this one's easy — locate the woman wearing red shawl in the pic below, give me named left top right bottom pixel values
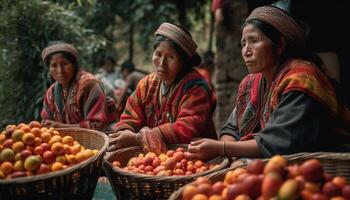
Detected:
left=189, top=5, right=350, bottom=160
left=108, top=23, right=217, bottom=154
left=41, top=42, right=116, bottom=131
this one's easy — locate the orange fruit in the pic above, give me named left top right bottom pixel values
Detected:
left=22, top=133, right=35, bottom=145
left=76, top=152, right=87, bottom=163
left=82, top=149, right=94, bottom=159
left=0, top=161, right=14, bottom=175
left=70, top=144, right=81, bottom=155
left=65, top=154, right=77, bottom=164
left=14, top=160, right=25, bottom=171
left=0, top=170, right=5, bottom=179
left=191, top=194, right=208, bottom=200
left=29, top=121, right=41, bottom=129
left=12, top=141, right=25, bottom=153
left=0, top=134, right=6, bottom=143
left=40, top=127, right=48, bottom=133
left=41, top=131, right=51, bottom=143
left=62, top=136, right=74, bottom=146
left=182, top=184, right=198, bottom=200
left=20, top=125, right=31, bottom=133
left=51, top=162, right=63, bottom=172
left=332, top=176, right=347, bottom=188
left=17, top=123, right=26, bottom=129
left=12, top=130, right=25, bottom=142
left=49, top=135, right=62, bottom=145
left=34, top=137, right=42, bottom=146
left=51, top=142, right=64, bottom=155
left=30, top=128, right=42, bottom=137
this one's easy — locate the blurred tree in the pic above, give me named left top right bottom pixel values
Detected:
left=54, top=0, right=210, bottom=62
left=0, top=0, right=106, bottom=128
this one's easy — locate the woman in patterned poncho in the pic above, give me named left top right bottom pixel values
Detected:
left=108, top=23, right=217, bottom=154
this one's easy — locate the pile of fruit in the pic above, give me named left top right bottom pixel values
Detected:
left=181, top=155, right=350, bottom=200
left=0, top=121, right=99, bottom=179
left=112, top=147, right=218, bottom=176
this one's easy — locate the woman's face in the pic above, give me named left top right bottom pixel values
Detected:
left=152, top=41, right=183, bottom=85
left=241, top=24, right=280, bottom=77
left=49, top=53, right=75, bottom=88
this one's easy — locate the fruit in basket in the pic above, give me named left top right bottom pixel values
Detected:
left=246, top=160, right=265, bottom=175
left=242, top=174, right=262, bottom=199
left=22, top=133, right=35, bottom=145
left=181, top=154, right=350, bottom=200
left=115, top=148, right=218, bottom=176
left=322, top=181, right=342, bottom=198
left=332, top=176, right=348, bottom=188
left=222, top=183, right=248, bottom=200
left=24, top=155, right=41, bottom=171
left=278, top=179, right=300, bottom=200
left=342, top=185, right=350, bottom=199
left=1, top=161, right=13, bottom=175
left=12, top=130, right=24, bottom=142
left=0, top=148, right=15, bottom=161
left=299, top=159, right=324, bottom=182
left=212, top=181, right=225, bottom=195
left=262, top=172, right=283, bottom=199
left=182, top=184, right=198, bottom=200
left=0, top=121, right=98, bottom=179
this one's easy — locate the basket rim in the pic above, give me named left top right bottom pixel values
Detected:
left=104, top=145, right=230, bottom=181
left=0, top=127, right=109, bottom=184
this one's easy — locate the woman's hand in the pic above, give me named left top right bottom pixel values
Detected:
left=188, top=138, right=224, bottom=161
left=41, top=120, right=65, bottom=128
left=107, top=130, right=140, bottom=152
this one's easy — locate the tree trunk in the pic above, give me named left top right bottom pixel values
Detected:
left=213, top=0, right=249, bottom=129
left=128, top=23, right=134, bottom=61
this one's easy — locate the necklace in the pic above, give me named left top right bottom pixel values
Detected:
left=62, top=88, right=69, bottom=101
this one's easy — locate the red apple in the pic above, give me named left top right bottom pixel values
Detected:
left=20, top=149, right=32, bottom=160
left=299, top=159, right=324, bottom=182
left=36, top=164, right=50, bottom=174
left=322, top=181, right=341, bottom=198
left=42, top=151, right=55, bottom=164
left=246, top=160, right=265, bottom=175
left=342, top=185, right=350, bottom=199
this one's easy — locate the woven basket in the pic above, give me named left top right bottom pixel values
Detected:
left=0, top=128, right=109, bottom=200
left=169, top=152, right=350, bottom=200
left=104, top=144, right=229, bottom=200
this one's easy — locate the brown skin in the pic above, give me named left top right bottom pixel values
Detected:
left=188, top=23, right=286, bottom=160
left=152, top=40, right=184, bottom=86
left=41, top=53, right=80, bottom=129
left=108, top=40, right=185, bottom=152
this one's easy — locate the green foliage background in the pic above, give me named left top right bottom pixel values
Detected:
left=0, top=0, right=211, bottom=128
left=0, top=0, right=106, bottom=127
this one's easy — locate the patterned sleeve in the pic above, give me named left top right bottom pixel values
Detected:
left=113, top=78, right=147, bottom=132
left=154, top=82, right=216, bottom=144
left=78, top=80, right=109, bottom=131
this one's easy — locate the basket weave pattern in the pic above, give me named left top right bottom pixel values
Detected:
left=104, top=145, right=229, bottom=200
left=0, top=128, right=109, bottom=200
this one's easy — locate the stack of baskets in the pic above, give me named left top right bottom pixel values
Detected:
left=169, top=152, right=350, bottom=200
left=104, top=144, right=229, bottom=200
left=0, top=128, right=109, bottom=200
